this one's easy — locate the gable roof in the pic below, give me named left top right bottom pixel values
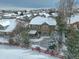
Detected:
left=68, top=14, right=79, bottom=24
left=0, top=20, right=10, bottom=27
left=0, top=19, right=17, bottom=32
left=29, top=16, right=56, bottom=26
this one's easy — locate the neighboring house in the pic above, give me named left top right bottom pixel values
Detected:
left=68, top=14, right=79, bottom=30
left=16, top=15, right=29, bottom=22
left=69, top=14, right=79, bottom=24
left=51, top=13, right=58, bottom=17
left=0, top=19, right=17, bottom=36
left=71, top=22, right=79, bottom=30
left=26, top=13, right=35, bottom=21
left=3, top=13, right=17, bottom=19
left=0, top=11, right=3, bottom=19
left=28, top=16, right=56, bottom=37
left=39, top=12, right=51, bottom=18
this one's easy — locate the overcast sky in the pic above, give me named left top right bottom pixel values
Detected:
left=0, top=0, right=78, bottom=9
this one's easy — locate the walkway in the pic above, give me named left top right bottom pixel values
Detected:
left=30, top=36, right=50, bottom=42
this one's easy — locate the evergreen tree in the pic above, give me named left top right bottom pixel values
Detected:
left=67, top=27, right=79, bottom=59
left=20, top=31, right=30, bottom=48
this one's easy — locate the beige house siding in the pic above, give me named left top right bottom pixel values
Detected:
left=29, top=24, right=55, bottom=36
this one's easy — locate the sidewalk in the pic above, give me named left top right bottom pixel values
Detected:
left=30, top=36, right=50, bottom=42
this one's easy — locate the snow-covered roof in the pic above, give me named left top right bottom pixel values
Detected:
left=4, top=13, right=17, bottom=17
left=29, top=16, right=56, bottom=26
left=0, top=20, right=10, bottom=27
left=0, top=19, right=17, bottom=32
left=43, top=13, right=50, bottom=17
left=17, top=11, right=21, bottom=15
left=69, top=14, right=79, bottom=24
left=3, top=14, right=12, bottom=17
left=39, top=13, right=50, bottom=17
left=28, top=30, right=37, bottom=34
left=16, top=15, right=26, bottom=19
left=26, top=14, right=32, bottom=17
left=34, top=13, right=37, bottom=16
left=51, top=13, right=58, bottom=17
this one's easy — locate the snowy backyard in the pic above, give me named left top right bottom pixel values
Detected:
left=0, top=45, right=59, bottom=59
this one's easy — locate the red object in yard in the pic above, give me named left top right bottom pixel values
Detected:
left=48, top=50, right=59, bottom=56
left=48, top=51, right=55, bottom=56
left=32, top=47, right=37, bottom=51
left=40, top=49, right=45, bottom=53
left=32, top=47, right=60, bottom=58
left=36, top=47, right=41, bottom=52
left=32, top=47, right=41, bottom=52
left=44, top=50, right=49, bottom=54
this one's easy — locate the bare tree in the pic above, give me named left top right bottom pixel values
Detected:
left=58, top=0, right=75, bottom=41
left=57, top=0, right=75, bottom=59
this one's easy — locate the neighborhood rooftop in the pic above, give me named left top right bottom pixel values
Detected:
left=69, top=14, right=79, bottom=24
left=28, top=30, right=37, bottom=34
left=0, top=19, right=17, bottom=32
left=0, top=19, right=10, bottom=27
left=29, top=16, right=56, bottom=25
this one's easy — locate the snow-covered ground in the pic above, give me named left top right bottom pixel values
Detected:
left=0, top=37, right=9, bottom=43
left=0, top=45, right=59, bottom=59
